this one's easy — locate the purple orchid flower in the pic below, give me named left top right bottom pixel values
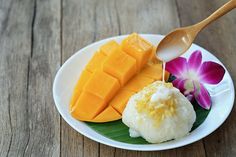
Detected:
left=166, top=50, right=225, bottom=109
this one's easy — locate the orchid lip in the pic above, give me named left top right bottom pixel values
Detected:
left=182, top=70, right=200, bottom=82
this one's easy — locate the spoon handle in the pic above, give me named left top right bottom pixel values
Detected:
left=194, top=0, right=236, bottom=31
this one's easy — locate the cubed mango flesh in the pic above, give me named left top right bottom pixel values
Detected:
left=110, top=89, right=135, bottom=114
left=141, top=63, right=170, bottom=81
left=103, top=48, right=137, bottom=86
left=70, top=33, right=169, bottom=122
left=70, top=70, right=93, bottom=111
left=92, top=106, right=121, bottom=122
left=71, top=92, right=106, bottom=120
left=121, top=33, right=153, bottom=70
left=164, top=71, right=170, bottom=81
left=100, top=40, right=120, bottom=56
left=149, top=46, right=162, bottom=63
left=84, top=70, right=120, bottom=101
left=86, top=51, right=106, bottom=72
left=123, top=74, right=154, bottom=92
left=140, top=63, right=162, bottom=80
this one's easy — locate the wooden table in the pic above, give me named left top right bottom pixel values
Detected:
left=0, top=0, right=235, bottom=156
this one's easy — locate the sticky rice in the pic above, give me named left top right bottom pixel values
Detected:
left=122, top=81, right=196, bottom=143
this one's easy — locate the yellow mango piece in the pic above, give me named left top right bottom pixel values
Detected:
left=110, top=89, right=135, bottom=114
left=103, top=48, right=137, bottom=86
left=100, top=40, right=120, bottom=56
left=121, top=33, right=153, bottom=70
left=92, top=106, right=121, bottom=122
left=164, top=71, right=170, bottom=81
left=84, top=70, right=120, bottom=101
left=86, top=51, right=106, bottom=72
left=140, top=63, right=162, bottom=80
left=70, top=70, right=93, bottom=111
left=149, top=46, right=162, bottom=63
left=141, top=63, right=170, bottom=81
left=124, top=74, right=154, bottom=92
left=71, top=92, right=106, bottom=120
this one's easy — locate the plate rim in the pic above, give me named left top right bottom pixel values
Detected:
left=53, top=34, right=235, bottom=151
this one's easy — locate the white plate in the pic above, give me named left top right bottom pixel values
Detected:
left=53, top=34, right=235, bottom=151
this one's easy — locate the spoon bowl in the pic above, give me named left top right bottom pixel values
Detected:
left=156, top=28, right=194, bottom=62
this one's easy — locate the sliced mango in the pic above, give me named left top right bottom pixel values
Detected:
left=121, top=33, right=153, bottom=70
left=86, top=51, right=106, bottom=72
left=123, top=74, right=154, bottom=92
left=71, top=92, right=106, bottom=120
left=110, top=89, right=135, bottom=114
left=84, top=70, right=120, bottom=101
left=103, top=48, right=137, bottom=86
left=140, top=63, right=162, bottom=80
left=92, top=106, right=121, bottom=122
left=70, top=33, right=167, bottom=122
left=149, top=46, right=162, bottom=63
left=164, top=71, right=170, bottom=81
left=70, top=70, right=93, bottom=110
left=100, top=40, right=120, bottom=56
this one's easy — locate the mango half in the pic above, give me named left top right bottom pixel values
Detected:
left=70, top=33, right=169, bottom=122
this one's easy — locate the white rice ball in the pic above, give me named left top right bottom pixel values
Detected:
left=122, top=81, right=196, bottom=143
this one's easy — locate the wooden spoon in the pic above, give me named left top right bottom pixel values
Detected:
left=156, top=0, right=236, bottom=62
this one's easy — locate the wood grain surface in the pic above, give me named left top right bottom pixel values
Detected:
left=0, top=0, right=235, bottom=156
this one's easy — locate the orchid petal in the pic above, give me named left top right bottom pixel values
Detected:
left=194, top=83, right=211, bottom=109
left=172, top=78, right=186, bottom=93
left=166, top=57, right=187, bottom=78
left=199, top=61, right=225, bottom=84
left=188, top=50, right=202, bottom=71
